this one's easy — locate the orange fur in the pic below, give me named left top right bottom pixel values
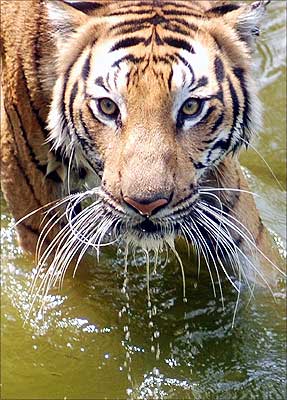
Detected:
left=1, top=0, right=281, bottom=283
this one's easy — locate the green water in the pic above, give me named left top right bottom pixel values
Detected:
left=1, top=3, right=286, bottom=399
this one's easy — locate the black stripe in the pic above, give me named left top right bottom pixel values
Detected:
left=21, top=221, right=40, bottom=236
left=176, top=54, right=194, bottom=76
left=214, top=56, right=225, bottom=83
left=154, top=30, right=164, bottom=45
left=79, top=111, right=104, bottom=173
left=115, top=24, right=150, bottom=35
left=233, top=67, right=251, bottom=138
left=162, top=23, right=189, bottom=36
left=110, top=36, right=146, bottom=52
left=66, top=1, right=104, bottom=13
left=82, top=51, right=91, bottom=81
left=109, top=15, right=168, bottom=32
left=198, top=106, right=216, bottom=126
left=163, top=10, right=202, bottom=17
left=208, top=4, right=240, bottom=15
left=214, top=89, right=224, bottom=105
left=160, top=2, right=204, bottom=10
left=108, top=8, right=153, bottom=17
left=112, top=54, right=145, bottom=68
left=193, top=161, right=206, bottom=170
left=164, top=36, right=194, bottom=53
left=153, top=54, right=177, bottom=64
left=206, top=75, right=240, bottom=159
left=190, top=76, right=208, bottom=90
left=95, top=77, right=109, bottom=91
left=169, top=18, right=198, bottom=31
left=20, top=65, right=50, bottom=139
left=34, top=13, right=44, bottom=96
left=210, top=138, right=230, bottom=152
left=209, top=112, right=224, bottom=135
left=255, top=220, right=265, bottom=245
left=227, top=76, right=240, bottom=136
left=202, top=137, right=215, bottom=145
left=109, top=1, right=152, bottom=11
left=13, top=105, right=46, bottom=174
left=168, top=69, right=173, bottom=91
left=4, top=105, right=43, bottom=205
left=69, top=81, right=78, bottom=127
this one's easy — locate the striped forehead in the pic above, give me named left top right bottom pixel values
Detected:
left=86, top=40, right=130, bottom=95
left=85, top=32, right=213, bottom=98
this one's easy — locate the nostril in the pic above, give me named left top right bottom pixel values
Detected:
left=123, top=196, right=170, bottom=216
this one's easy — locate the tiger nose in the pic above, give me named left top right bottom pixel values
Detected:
left=123, top=196, right=169, bottom=216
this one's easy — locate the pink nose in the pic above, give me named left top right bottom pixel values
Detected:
left=123, top=196, right=169, bottom=216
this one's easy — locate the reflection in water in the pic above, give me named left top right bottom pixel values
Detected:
left=1, top=2, right=286, bottom=399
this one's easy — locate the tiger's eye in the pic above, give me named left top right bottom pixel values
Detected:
left=98, top=98, right=118, bottom=117
left=181, top=98, right=202, bottom=117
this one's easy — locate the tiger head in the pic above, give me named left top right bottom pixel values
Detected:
left=47, top=0, right=268, bottom=249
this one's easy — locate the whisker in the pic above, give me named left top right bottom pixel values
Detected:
left=199, top=202, right=285, bottom=276
left=239, top=136, right=285, bottom=191
left=166, top=238, right=187, bottom=302
left=199, top=187, right=260, bottom=198
left=194, top=205, right=276, bottom=296
left=182, top=220, right=217, bottom=298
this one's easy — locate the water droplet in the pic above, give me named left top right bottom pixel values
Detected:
left=151, top=345, right=155, bottom=353
left=154, top=330, right=160, bottom=338
left=156, top=344, right=161, bottom=360
left=126, top=388, right=133, bottom=395
left=104, top=353, right=110, bottom=359
left=183, top=297, right=188, bottom=303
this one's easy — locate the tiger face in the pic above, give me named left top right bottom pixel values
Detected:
left=47, top=0, right=267, bottom=250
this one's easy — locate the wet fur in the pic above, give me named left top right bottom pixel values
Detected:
left=1, top=0, right=283, bottom=305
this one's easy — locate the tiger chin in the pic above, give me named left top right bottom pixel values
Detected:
left=1, top=0, right=284, bottom=300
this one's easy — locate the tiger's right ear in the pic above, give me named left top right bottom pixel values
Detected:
left=46, top=0, right=90, bottom=47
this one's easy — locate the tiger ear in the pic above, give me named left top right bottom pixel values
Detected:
left=46, top=0, right=90, bottom=47
left=222, top=0, right=271, bottom=46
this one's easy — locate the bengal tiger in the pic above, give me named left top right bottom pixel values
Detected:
left=1, top=0, right=284, bottom=302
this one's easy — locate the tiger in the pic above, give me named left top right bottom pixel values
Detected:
left=1, top=0, right=284, bottom=300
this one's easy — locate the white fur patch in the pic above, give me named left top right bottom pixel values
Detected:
left=171, top=43, right=213, bottom=124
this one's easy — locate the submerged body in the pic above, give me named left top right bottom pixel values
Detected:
left=0, top=0, right=282, bottom=291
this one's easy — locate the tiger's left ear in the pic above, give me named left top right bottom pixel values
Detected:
left=222, top=0, right=271, bottom=46
left=46, top=0, right=91, bottom=48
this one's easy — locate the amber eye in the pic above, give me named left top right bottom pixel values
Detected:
left=98, top=98, right=119, bottom=118
left=181, top=98, right=202, bottom=117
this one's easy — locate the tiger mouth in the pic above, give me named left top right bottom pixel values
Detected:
left=70, top=188, right=198, bottom=245
left=135, top=219, right=161, bottom=234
